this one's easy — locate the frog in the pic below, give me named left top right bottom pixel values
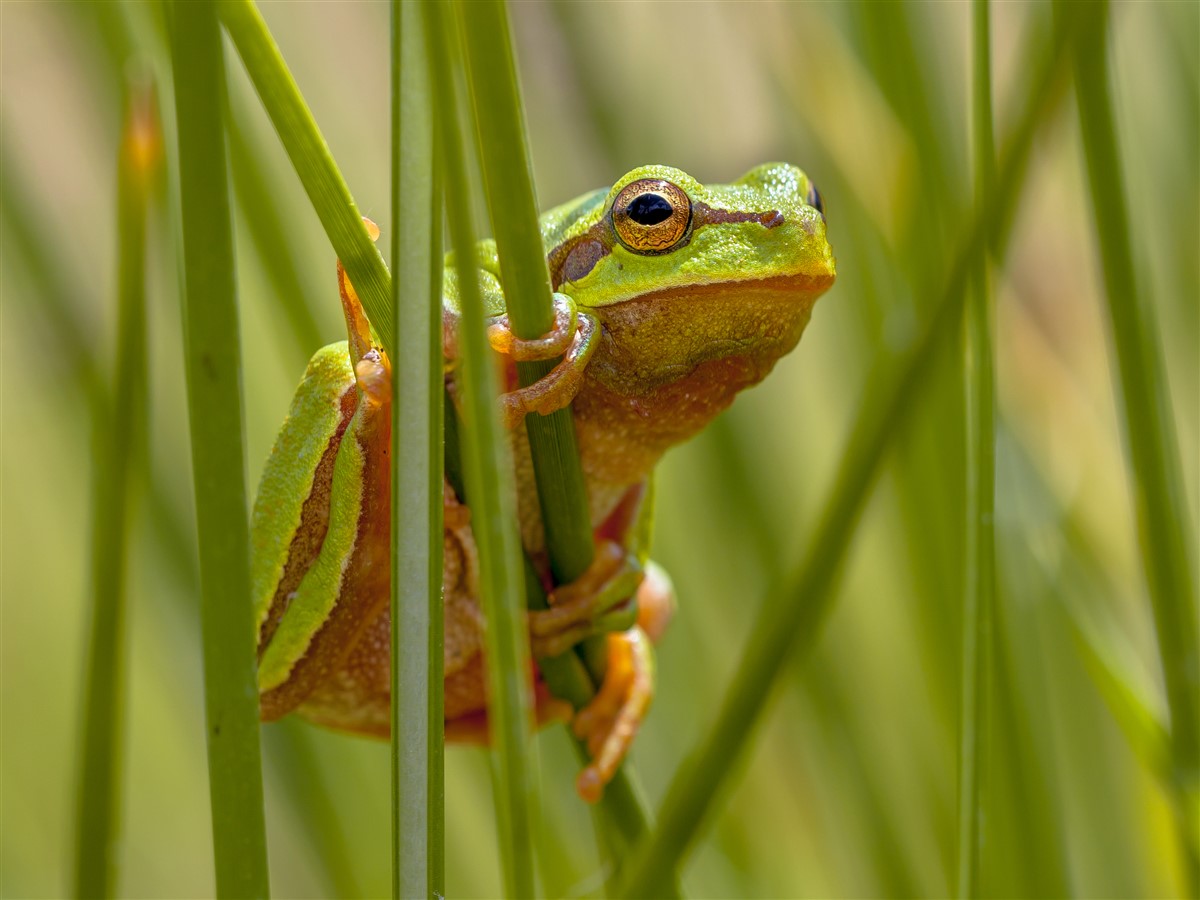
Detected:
left=250, top=162, right=835, bottom=802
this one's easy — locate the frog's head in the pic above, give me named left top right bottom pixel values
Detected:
left=542, top=163, right=835, bottom=398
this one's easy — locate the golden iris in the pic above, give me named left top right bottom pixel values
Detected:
left=611, top=179, right=692, bottom=254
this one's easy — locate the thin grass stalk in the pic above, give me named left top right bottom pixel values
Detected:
left=426, top=3, right=536, bottom=895
left=1068, top=2, right=1200, bottom=886
left=169, top=2, right=269, bottom=895
left=618, top=9, right=1088, bottom=895
left=456, top=0, right=655, bottom=868
left=390, top=1, right=445, bottom=896
left=73, top=75, right=157, bottom=900
left=217, top=0, right=394, bottom=345
left=10, top=153, right=352, bottom=897
left=957, top=1, right=997, bottom=896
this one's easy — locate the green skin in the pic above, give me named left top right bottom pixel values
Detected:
left=250, top=162, right=835, bottom=796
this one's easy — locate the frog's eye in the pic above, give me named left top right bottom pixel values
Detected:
left=806, top=180, right=824, bottom=217
left=611, top=178, right=692, bottom=255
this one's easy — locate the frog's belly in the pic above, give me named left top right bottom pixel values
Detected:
left=296, top=605, right=492, bottom=738
left=509, top=418, right=631, bottom=558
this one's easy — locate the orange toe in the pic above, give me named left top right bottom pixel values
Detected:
left=572, top=627, right=655, bottom=803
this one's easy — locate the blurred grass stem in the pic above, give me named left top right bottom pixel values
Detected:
left=1068, top=1, right=1200, bottom=887
left=958, top=1, right=997, bottom=896
left=618, top=9, right=1087, bottom=895
left=72, top=75, right=156, bottom=900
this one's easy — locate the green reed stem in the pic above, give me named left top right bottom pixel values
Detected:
left=427, top=3, right=536, bottom=895
left=73, top=75, right=156, bottom=900
left=457, top=0, right=655, bottom=871
left=1068, top=2, right=1200, bottom=888
left=391, top=1, right=445, bottom=897
left=957, top=1, right=997, bottom=896
left=169, top=2, right=269, bottom=895
left=618, top=9, right=1087, bottom=895
left=218, top=0, right=394, bottom=346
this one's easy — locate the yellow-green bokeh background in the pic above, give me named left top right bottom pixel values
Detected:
left=3, top=2, right=1197, bottom=897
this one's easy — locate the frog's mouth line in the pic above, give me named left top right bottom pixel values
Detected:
left=597, top=270, right=836, bottom=310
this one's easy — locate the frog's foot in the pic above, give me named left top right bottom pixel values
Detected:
left=528, top=540, right=643, bottom=659
left=573, top=627, right=654, bottom=803
left=354, top=348, right=391, bottom=409
left=487, top=293, right=599, bottom=427
left=635, top=560, right=676, bottom=642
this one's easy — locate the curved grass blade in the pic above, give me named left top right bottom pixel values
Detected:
left=618, top=9, right=1090, bottom=895
left=225, top=97, right=325, bottom=359
left=217, top=0, right=393, bottom=346
left=169, top=1, right=270, bottom=894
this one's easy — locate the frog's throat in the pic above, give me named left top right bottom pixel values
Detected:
left=585, top=271, right=833, bottom=392
left=570, top=271, right=833, bottom=488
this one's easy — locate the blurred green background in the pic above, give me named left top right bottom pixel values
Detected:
left=2, top=1, right=1196, bottom=897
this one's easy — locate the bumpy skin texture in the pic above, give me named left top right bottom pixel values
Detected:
left=251, top=163, right=835, bottom=796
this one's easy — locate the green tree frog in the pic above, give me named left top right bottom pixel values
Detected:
left=250, top=163, right=835, bottom=801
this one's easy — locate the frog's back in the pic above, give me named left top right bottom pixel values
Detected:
left=251, top=342, right=355, bottom=635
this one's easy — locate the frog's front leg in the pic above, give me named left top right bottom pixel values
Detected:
left=444, top=292, right=599, bottom=428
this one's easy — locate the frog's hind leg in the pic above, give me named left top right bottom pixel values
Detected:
left=571, top=563, right=675, bottom=803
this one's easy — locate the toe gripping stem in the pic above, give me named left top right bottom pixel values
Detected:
left=487, top=292, right=599, bottom=428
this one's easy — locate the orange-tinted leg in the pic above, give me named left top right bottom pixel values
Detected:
left=572, top=563, right=675, bottom=802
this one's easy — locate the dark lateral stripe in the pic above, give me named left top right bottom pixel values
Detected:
left=547, top=219, right=614, bottom=290
left=257, top=386, right=359, bottom=656
left=693, top=201, right=784, bottom=230
left=547, top=202, right=785, bottom=289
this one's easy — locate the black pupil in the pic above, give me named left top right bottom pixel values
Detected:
left=627, top=193, right=674, bottom=225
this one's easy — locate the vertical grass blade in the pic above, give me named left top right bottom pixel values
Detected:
left=618, top=11, right=1086, bottom=894
left=169, top=2, right=270, bottom=895
left=957, top=1, right=997, bottom=896
left=1069, top=2, right=1200, bottom=887
left=426, top=3, right=536, bottom=895
left=391, top=1, right=444, bottom=896
left=73, top=75, right=157, bottom=900
left=458, top=0, right=592, bottom=579
left=217, top=0, right=394, bottom=346
left=456, top=0, right=655, bottom=869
